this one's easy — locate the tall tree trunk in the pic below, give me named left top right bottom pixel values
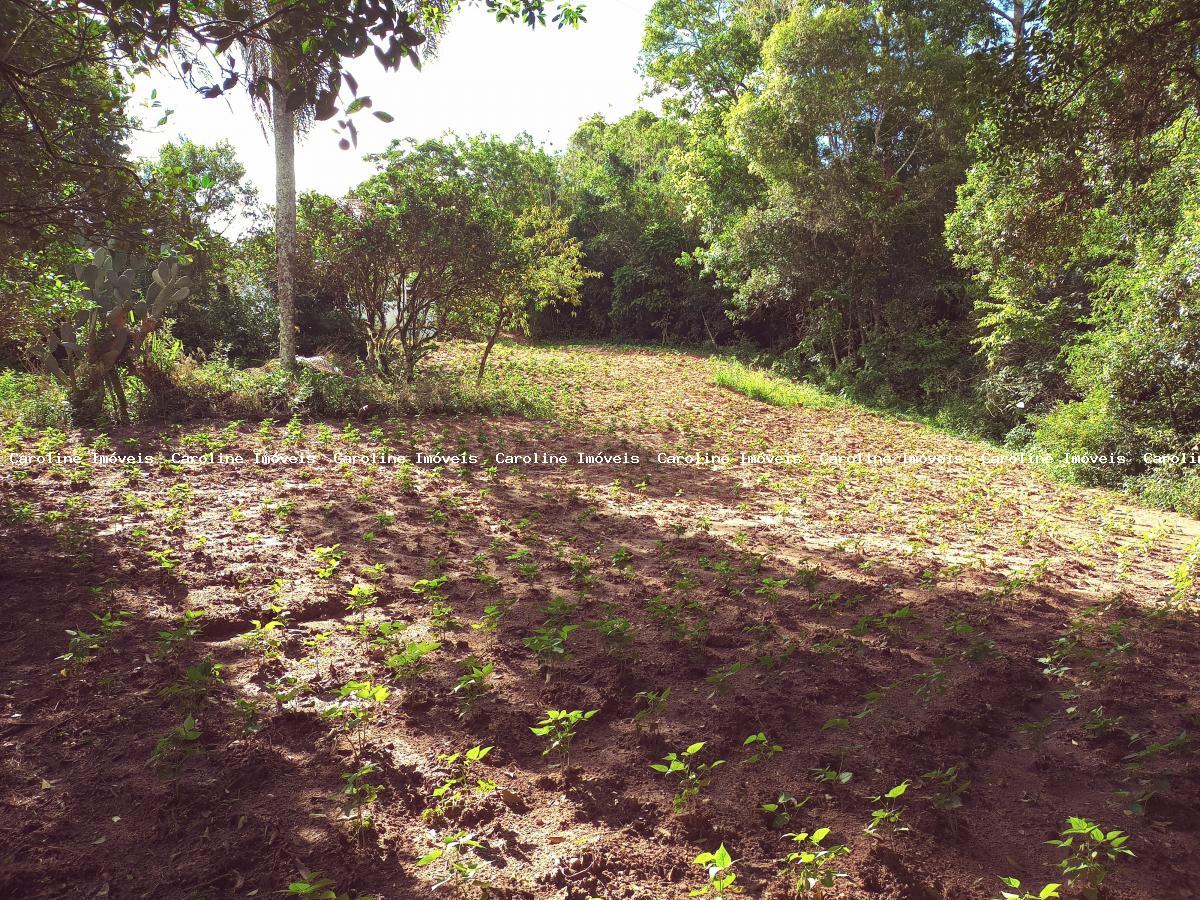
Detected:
left=477, top=315, right=507, bottom=385
left=272, top=55, right=297, bottom=370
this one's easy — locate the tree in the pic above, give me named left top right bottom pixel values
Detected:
left=433, top=134, right=591, bottom=379
left=686, top=0, right=994, bottom=402
left=639, top=0, right=760, bottom=117
left=471, top=203, right=591, bottom=382
left=141, top=140, right=271, bottom=357
left=947, top=0, right=1200, bottom=475
left=6, top=0, right=589, bottom=370
left=554, top=111, right=729, bottom=343
left=307, top=142, right=507, bottom=381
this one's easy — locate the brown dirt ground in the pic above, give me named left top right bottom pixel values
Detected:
left=2, top=344, right=1199, bottom=900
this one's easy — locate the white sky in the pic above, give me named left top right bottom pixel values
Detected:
left=128, top=0, right=658, bottom=203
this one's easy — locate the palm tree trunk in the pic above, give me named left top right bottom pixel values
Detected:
left=271, top=54, right=297, bottom=370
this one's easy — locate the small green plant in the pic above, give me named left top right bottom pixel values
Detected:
left=523, top=624, right=577, bottom=663
left=760, top=792, right=808, bottom=829
left=591, top=615, right=634, bottom=650
left=322, top=680, right=389, bottom=756
left=58, top=609, right=131, bottom=667
left=782, top=827, right=851, bottom=897
left=633, top=687, right=670, bottom=730
left=156, top=609, right=205, bottom=656
left=417, top=830, right=492, bottom=895
left=148, top=715, right=202, bottom=772
left=921, top=765, right=970, bottom=811
left=429, top=601, right=463, bottom=636
left=386, top=640, right=441, bottom=681
left=651, top=741, right=726, bottom=812
left=705, top=661, right=747, bottom=693
left=865, top=781, right=910, bottom=834
left=240, top=616, right=284, bottom=660
left=313, top=544, right=344, bottom=578
left=146, top=547, right=177, bottom=570
left=160, top=659, right=224, bottom=711
left=756, top=576, right=790, bottom=603
left=473, top=598, right=513, bottom=631
left=341, top=762, right=384, bottom=834
left=411, top=573, right=450, bottom=598
left=285, top=870, right=369, bottom=899
left=1046, top=817, right=1133, bottom=898
left=812, top=766, right=853, bottom=786
left=743, top=731, right=782, bottom=764
left=692, top=843, right=737, bottom=898
left=530, top=708, right=598, bottom=770
left=346, top=582, right=379, bottom=617
left=994, top=878, right=1061, bottom=900
left=425, top=745, right=496, bottom=821
left=452, top=657, right=494, bottom=711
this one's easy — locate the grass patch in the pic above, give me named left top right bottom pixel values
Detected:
left=712, top=359, right=842, bottom=410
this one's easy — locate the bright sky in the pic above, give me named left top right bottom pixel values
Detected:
left=129, top=0, right=658, bottom=203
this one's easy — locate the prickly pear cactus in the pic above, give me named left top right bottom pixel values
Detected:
left=40, top=248, right=191, bottom=421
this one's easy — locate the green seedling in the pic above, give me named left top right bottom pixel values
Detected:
left=160, top=659, right=224, bottom=711
left=346, top=582, right=379, bottom=616
left=812, top=766, right=853, bottom=786
left=743, top=731, right=782, bottom=764
left=1046, top=817, right=1133, bottom=898
left=429, top=602, right=463, bottom=635
left=530, top=708, right=598, bottom=770
left=591, top=615, right=634, bottom=650
left=156, top=609, right=206, bottom=656
left=285, top=870, right=369, bottom=899
left=148, top=715, right=202, bottom=772
left=313, top=544, right=344, bottom=579
left=322, top=680, right=389, bottom=757
left=706, top=661, right=747, bottom=694
left=633, top=687, right=671, bottom=730
left=411, top=574, right=450, bottom=599
left=761, top=792, right=808, bottom=829
left=692, top=843, right=736, bottom=898
left=386, top=640, right=441, bottom=681
left=146, top=547, right=177, bottom=570
left=865, top=781, right=910, bottom=834
left=426, top=745, right=496, bottom=821
left=651, top=741, right=726, bottom=812
left=756, top=577, right=790, bottom=603
left=361, top=562, right=387, bottom=581
left=452, top=657, right=494, bottom=711
left=782, top=827, right=851, bottom=897
left=240, top=617, right=284, bottom=660
left=523, top=624, right=577, bottom=662
left=417, top=830, right=492, bottom=895
left=58, top=609, right=131, bottom=667
left=473, top=599, right=514, bottom=631
left=994, top=878, right=1061, bottom=900
left=543, top=594, right=577, bottom=624
left=921, top=765, right=969, bottom=811
left=341, top=762, right=384, bottom=834
left=235, top=698, right=267, bottom=735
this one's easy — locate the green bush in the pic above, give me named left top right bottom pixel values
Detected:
left=1032, top=391, right=1169, bottom=486
left=0, top=370, right=70, bottom=428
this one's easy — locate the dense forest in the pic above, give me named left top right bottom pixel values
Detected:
left=3, top=2, right=1200, bottom=899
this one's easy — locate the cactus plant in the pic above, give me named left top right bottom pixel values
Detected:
left=40, top=248, right=190, bottom=422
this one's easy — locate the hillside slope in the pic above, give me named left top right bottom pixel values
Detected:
left=2, top=343, right=1198, bottom=899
